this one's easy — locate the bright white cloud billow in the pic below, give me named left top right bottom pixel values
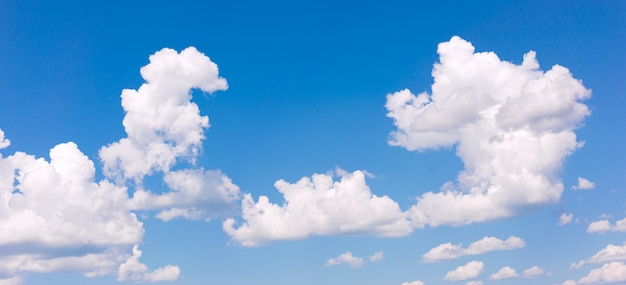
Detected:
left=117, top=245, right=180, bottom=282
left=99, top=47, right=227, bottom=181
left=325, top=251, right=364, bottom=268
left=588, top=242, right=626, bottom=264
left=223, top=170, right=411, bottom=246
left=0, top=47, right=232, bottom=281
left=387, top=36, right=591, bottom=227
left=443, top=261, right=484, bottom=282
left=99, top=47, right=239, bottom=221
left=422, top=236, right=524, bottom=262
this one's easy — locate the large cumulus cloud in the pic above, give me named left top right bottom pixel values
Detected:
left=387, top=36, right=591, bottom=227
left=0, top=46, right=235, bottom=282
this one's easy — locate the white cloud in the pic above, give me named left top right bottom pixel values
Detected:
left=422, top=236, right=525, bottom=262
left=324, top=252, right=364, bottom=268
left=223, top=170, right=411, bottom=246
left=466, top=281, right=482, bottom=285
left=561, top=280, right=577, bottom=285
left=0, top=129, right=9, bottom=149
left=559, top=213, right=574, bottom=226
left=130, top=168, right=240, bottom=221
left=0, top=47, right=230, bottom=280
left=401, top=281, right=424, bottom=285
left=99, top=47, right=227, bottom=181
left=572, top=177, right=595, bottom=190
left=443, top=261, right=484, bottom=282
left=386, top=36, right=590, bottom=227
left=117, top=245, right=180, bottom=282
left=523, top=265, right=545, bottom=278
left=369, top=251, right=384, bottom=262
left=98, top=47, right=239, bottom=221
left=571, top=260, right=586, bottom=270
left=587, top=217, right=626, bottom=234
left=588, top=242, right=626, bottom=264
left=0, top=276, right=22, bottom=285
left=578, top=262, right=626, bottom=284
left=490, top=266, right=519, bottom=280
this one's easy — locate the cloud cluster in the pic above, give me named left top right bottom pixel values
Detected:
left=422, top=236, right=525, bottom=262
left=488, top=265, right=545, bottom=280
left=443, top=261, right=484, bottom=281
left=0, top=47, right=233, bottom=282
left=578, top=262, right=626, bottom=284
left=387, top=36, right=591, bottom=227
left=570, top=242, right=626, bottom=270
left=223, top=170, right=411, bottom=246
left=99, top=47, right=239, bottom=221
left=587, top=217, right=626, bottom=233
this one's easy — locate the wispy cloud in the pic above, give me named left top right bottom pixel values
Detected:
left=422, top=236, right=525, bottom=262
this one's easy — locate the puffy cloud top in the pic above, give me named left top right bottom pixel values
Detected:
left=223, top=170, right=411, bottom=246
left=387, top=36, right=591, bottom=227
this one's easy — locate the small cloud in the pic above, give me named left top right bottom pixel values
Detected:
left=570, top=260, right=586, bottom=270
left=0, top=129, right=10, bottom=149
left=466, top=281, right=482, bottom=285
left=444, top=261, right=484, bottom=282
left=117, top=245, right=180, bottom=282
left=325, top=252, right=364, bottom=268
left=401, top=281, right=425, bottom=285
left=558, top=213, right=574, bottom=226
left=369, top=251, right=384, bottom=262
left=572, top=177, right=595, bottom=190
left=422, top=236, right=525, bottom=262
left=587, top=217, right=626, bottom=234
left=490, top=266, right=519, bottom=280
left=523, top=265, right=545, bottom=278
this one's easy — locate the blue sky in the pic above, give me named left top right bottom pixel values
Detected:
left=0, top=1, right=625, bottom=284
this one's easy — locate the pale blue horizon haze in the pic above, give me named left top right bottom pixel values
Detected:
left=0, top=1, right=625, bottom=285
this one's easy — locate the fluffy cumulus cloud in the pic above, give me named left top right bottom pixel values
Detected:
left=559, top=212, right=574, bottom=226
left=465, top=281, right=482, bottom=285
left=489, top=265, right=544, bottom=280
left=578, top=262, right=626, bottom=284
left=387, top=36, right=591, bottom=227
left=117, top=246, right=180, bottom=282
left=0, top=129, right=9, bottom=149
left=490, top=266, right=519, bottom=280
left=223, top=170, right=411, bottom=246
left=422, top=236, right=524, bottom=262
left=0, top=47, right=232, bottom=281
left=99, top=47, right=239, bottom=221
left=444, top=261, right=484, bottom=282
left=401, top=281, right=425, bottom=285
left=325, top=252, right=364, bottom=268
left=572, top=177, right=595, bottom=190
left=572, top=242, right=626, bottom=270
left=587, top=217, right=626, bottom=234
